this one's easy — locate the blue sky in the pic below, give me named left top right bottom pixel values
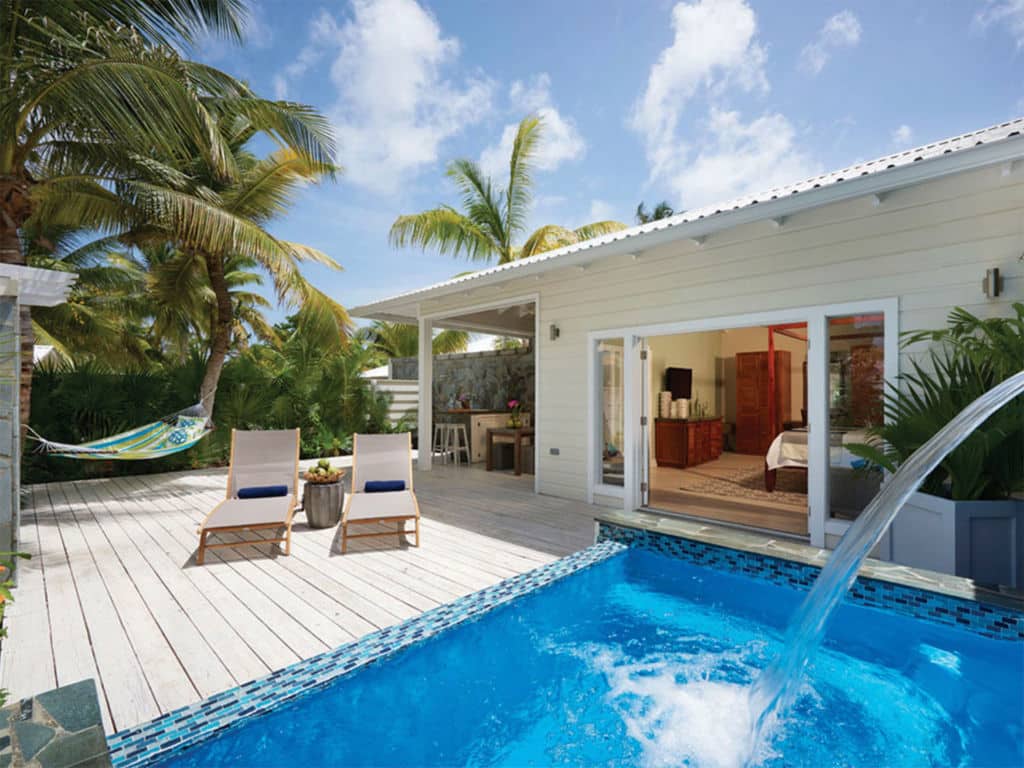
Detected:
left=193, top=0, right=1024, bottom=324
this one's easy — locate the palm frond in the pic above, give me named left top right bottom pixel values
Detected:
left=505, top=115, right=542, bottom=244
left=389, top=207, right=496, bottom=263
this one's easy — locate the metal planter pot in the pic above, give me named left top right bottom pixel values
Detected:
left=303, top=482, right=345, bottom=528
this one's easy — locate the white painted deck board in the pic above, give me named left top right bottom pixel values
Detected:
left=1, top=464, right=597, bottom=734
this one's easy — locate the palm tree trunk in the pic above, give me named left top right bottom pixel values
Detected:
left=0, top=215, right=32, bottom=432
left=199, top=252, right=233, bottom=416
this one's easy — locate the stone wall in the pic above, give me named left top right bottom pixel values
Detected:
left=390, top=347, right=534, bottom=418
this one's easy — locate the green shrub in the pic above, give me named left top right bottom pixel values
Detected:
left=848, top=303, right=1024, bottom=501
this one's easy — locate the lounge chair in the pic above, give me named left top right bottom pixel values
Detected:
left=340, top=432, right=420, bottom=554
left=196, top=428, right=300, bottom=565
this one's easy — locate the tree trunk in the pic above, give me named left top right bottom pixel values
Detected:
left=0, top=220, right=31, bottom=431
left=198, top=252, right=233, bottom=417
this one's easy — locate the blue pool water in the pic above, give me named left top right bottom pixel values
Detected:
left=154, top=549, right=1023, bottom=767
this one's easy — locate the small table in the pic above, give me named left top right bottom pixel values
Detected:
left=486, top=427, right=535, bottom=475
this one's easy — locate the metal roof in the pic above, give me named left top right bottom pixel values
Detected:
left=352, top=116, right=1024, bottom=320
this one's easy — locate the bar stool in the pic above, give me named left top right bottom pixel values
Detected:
left=432, top=422, right=453, bottom=464
left=445, top=423, right=471, bottom=465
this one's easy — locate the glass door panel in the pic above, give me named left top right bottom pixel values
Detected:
left=827, top=313, right=885, bottom=520
left=598, top=339, right=625, bottom=487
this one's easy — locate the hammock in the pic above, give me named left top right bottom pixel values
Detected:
left=29, top=404, right=213, bottom=460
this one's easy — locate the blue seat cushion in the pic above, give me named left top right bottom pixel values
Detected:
left=237, top=484, right=289, bottom=499
left=364, top=480, right=406, bottom=493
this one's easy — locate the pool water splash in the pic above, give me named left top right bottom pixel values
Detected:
left=581, top=644, right=778, bottom=768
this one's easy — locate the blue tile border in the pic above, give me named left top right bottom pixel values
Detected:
left=106, top=540, right=628, bottom=768
left=596, top=522, right=1024, bottom=642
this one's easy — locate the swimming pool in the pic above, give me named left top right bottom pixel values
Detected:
left=112, top=529, right=1024, bottom=768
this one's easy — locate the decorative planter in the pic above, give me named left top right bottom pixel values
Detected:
left=303, top=482, right=344, bottom=529
left=890, top=491, right=1024, bottom=587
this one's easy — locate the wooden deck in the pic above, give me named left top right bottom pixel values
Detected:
left=0, top=465, right=597, bottom=734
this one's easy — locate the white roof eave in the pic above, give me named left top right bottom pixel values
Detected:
left=0, top=264, right=77, bottom=307
left=351, top=117, right=1024, bottom=321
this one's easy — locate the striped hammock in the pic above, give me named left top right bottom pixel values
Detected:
left=29, top=405, right=212, bottom=460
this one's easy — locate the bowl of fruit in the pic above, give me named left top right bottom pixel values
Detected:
left=302, top=459, right=347, bottom=528
left=304, top=458, right=346, bottom=485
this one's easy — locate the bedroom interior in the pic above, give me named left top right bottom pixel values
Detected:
left=643, top=316, right=886, bottom=538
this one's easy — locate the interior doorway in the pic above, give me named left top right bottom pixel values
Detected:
left=644, top=323, right=810, bottom=536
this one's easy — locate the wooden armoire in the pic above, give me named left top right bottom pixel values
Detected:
left=735, top=351, right=791, bottom=455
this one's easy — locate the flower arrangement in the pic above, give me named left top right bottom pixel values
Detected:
left=303, top=458, right=346, bottom=484
left=507, top=398, right=523, bottom=428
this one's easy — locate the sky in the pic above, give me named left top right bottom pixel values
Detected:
left=192, top=0, right=1024, bottom=333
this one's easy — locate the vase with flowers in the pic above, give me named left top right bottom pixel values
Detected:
left=507, top=398, right=523, bottom=428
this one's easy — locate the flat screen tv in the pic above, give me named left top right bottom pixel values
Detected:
left=665, top=367, right=692, bottom=399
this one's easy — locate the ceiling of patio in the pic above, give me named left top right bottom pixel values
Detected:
left=433, top=300, right=536, bottom=338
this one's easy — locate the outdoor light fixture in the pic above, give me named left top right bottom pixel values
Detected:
left=983, top=268, right=1003, bottom=298
left=549, top=323, right=560, bottom=341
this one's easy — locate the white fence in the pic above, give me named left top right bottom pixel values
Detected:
left=370, top=378, right=418, bottom=426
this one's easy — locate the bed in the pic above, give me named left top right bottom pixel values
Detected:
left=763, top=428, right=872, bottom=491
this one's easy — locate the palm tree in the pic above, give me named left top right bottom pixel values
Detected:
left=1, top=0, right=250, bottom=423
left=390, top=115, right=627, bottom=264
left=635, top=200, right=677, bottom=224
left=99, top=120, right=347, bottom=415
left=22, top=225, right=150, bottom=366
left=359, top=321, right=469, bottom=360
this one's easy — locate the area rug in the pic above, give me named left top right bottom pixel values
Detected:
left=679, top=463, right=808, bottom=508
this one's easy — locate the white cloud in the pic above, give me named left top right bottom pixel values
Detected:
left=891, top=124, right=914, bottom=146
left=666, top=108, right=819, bottom=207
left=975, top=0, right=1024, bottom=48
left=278, top=0, right=493, bottom=194
left=800, top=10, right=862, bottom=75
left=479, top=74, right=586, bottom=179
left=630, top=0, right=768, bottom=188
left=588, top=199, right=617, bottom=221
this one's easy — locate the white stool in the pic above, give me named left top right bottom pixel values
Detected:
left=432, top=422, right=453, bottom=463
left=445, top=423, right=471, bottom=465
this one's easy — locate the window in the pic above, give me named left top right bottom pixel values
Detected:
left=598, top=339, right=624, bottom=486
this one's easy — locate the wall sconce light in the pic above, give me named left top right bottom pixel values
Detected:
left=549, top=323, right=560, bottom=341
left=983, top=268, right=1003, bottom=298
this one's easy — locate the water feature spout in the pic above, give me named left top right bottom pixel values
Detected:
left=746, top=369, right=1024, bottom=760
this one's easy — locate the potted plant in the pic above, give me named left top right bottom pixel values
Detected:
left=848, top=304, right=1024, bottom=586
left=302, top=459, right=347, bottom=529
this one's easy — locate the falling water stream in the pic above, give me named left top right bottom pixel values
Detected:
left=744, top=369, right=1024, bottom=763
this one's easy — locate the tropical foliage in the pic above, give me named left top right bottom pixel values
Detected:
left=359, top=321, right=469, bottom=362
left=25, top=323, right=399, bottom=484
left=635, top=200, right=677, bottom=224
left=3, top=0, right=345, bottom=424
left=389, top=115, right=627, bottom=264
left=847, top=304, right=1024, bottom=501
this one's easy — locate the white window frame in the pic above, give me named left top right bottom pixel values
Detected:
left=586, top=297, right=899, bottom=547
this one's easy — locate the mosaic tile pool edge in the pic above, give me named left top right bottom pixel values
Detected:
left=597, top=521, right=1024, bottom=642
left=105, top=539, right=628, bottom=768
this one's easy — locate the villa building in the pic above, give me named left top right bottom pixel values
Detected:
left=352, top=117, right=1024, bottom=553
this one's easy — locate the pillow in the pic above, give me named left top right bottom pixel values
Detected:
left=238, top=484, right=289, bottom=499
left=364, top=480, right=406, bottom=493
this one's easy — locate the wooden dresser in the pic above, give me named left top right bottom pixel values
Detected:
left=654, top=418, right=723, bottom=468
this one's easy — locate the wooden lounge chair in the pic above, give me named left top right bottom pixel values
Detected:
left=340, top=432, right=420, bottom=553
left=196, top=428, right=300, bottom=565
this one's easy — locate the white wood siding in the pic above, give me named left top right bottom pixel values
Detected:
left=418, top=165, right=1024, bottom=502
left=370, top=379, right=418, bottom=426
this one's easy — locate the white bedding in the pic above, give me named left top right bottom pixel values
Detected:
left=765, top=428, right=873, bottom=471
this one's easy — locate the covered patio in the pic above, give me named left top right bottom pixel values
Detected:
left=0, top=462, right=594, bottom=735
left=356, top=294, right=539, bottom=481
